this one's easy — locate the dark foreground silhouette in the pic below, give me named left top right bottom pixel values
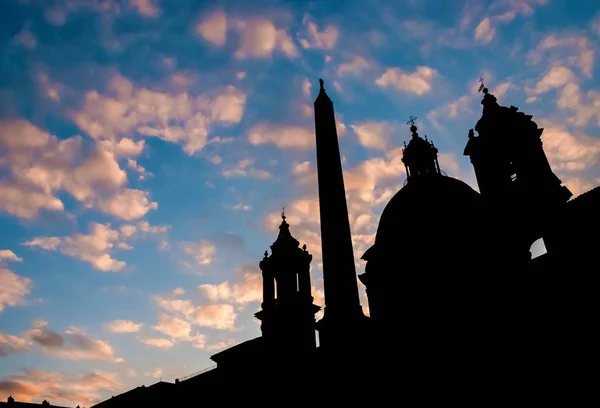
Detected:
left=4, top=80, right=598, bottom=407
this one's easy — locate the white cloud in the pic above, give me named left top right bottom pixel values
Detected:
left=231, top=203, right=252, bottom=211
left=0, top=249, right=22, bottom=263
left=248, top=124, right=314, bottom=149
left=491, top=81, right=511, bottom=100
left=427, top=95, right=474, bottom=131
left=197, top=266, right=262, bottom=305
left=24, top=220, right=168, bottom=272
left=108, top=138, right=145, bottom=157
left=145, top=368, right=163, bottom=378
left=24, top=223, right=125, bottom=272
left=73, top=74, right=246, bottom=156
left=528, top=34, right=595, bottom=78
left=196, top=10, right=228, bottom=46
left=0, top=268, right=32, bottom=313
left=0, top=182, right=64, bottom=220
left=154, top=295, right=238, bottom=331
left=0, top=332, right=31, bottom=356
left=292, top=161, right=311, bottom=175
left=350, top=121, right=392, bottom=150
left=298, top=17, right=339, bottom=50
left=181, top=240, right=216, bottom=266
left=0, top=119, right=158, bottom=221
left=141, top=337, right=174, bottom=348
left=221, top=159, right=271, bottom=179
left=194, top=304, right=237, bottom=330
left=153, top=313, right=193, bottom=340
left=232, top=19, right=297, bottom=58
left=538, top=120, right=600, bottom=172
left=375, top=66, right=438, bottom=95
left=97, top=189, right=158, bottom=221
left=106, top=320, right=143, bottom=333
left=527, top=65, right=577, bottom=96
left=170, top=288, right=185, bottom=296
left=474, top=17, right=495, bottom=43
left=302, top=78, right=312, bottom=98
left=23, top=237, right=62, bottom=250
left=337, top=56, right=371, bottom=76
left=525, top=64, right=600, bottom=127
left=22, top=320, right=121, bottom=362
left=36, top=71, right=61, bottom=101
left=127, top=158, right=152, bottom=180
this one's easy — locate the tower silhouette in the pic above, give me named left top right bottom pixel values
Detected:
left=312, top=79, right=366, bottom=349
left=464, top=87, right=573, bottom=265
left=402, top=123, right=441, bottom=179
left=255, top=211, right=320, bottom=352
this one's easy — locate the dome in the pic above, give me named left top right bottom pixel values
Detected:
left=370, top=175, right=482, bottom=253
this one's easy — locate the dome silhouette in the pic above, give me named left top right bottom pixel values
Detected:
left=373, top=175, right=482, bottom=252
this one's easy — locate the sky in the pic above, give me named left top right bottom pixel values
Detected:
left=1, top=0, right=599, bottom=405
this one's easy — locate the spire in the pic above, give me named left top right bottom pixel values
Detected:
left=278, top=207, right=290, bottom=238
left=271, top=207, right=299, bottom=251
left=401, top=119, right=441, bottom=180
left=315, top=78, right=332, bottom=104
left=313, top=77, right=365, bottom=336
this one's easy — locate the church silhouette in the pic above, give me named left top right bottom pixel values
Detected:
left=5, top=79, right=597, bottom=407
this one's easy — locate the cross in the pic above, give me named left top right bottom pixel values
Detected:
left=281, top=206, right=285, bottom=219
left=406, top=116, right=417, bottom=126
left=478, top=76, right=485, bottom=93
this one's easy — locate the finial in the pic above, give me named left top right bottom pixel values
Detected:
left=478, top=76, right=486, bottom=93
left=264, top=250, right=268, bottom=258
left=319, top=78, right=324, bottom=90
left=403, top=140, right=407, bottom=148
left=424, top=134, right=428, bottom=141
left=407, top=116, right=418, bottom=134
left=281, top=206, right=286, bottom=221
left=302, top=244, right=307, bottom=251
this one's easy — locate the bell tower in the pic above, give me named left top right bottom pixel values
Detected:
left=255, top=211, right=320, bottom=352
left=464, top=85, right=571, bottom=205
left=464, top=83, right=573, bottom=264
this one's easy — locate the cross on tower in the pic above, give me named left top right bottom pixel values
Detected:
left=406, top=116, right=418, bottom=126
left=281, top=206, right=286, bottom=219
left=478, top=76, right=486, bottom=93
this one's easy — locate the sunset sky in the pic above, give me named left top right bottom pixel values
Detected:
left=1, top=0, right=599, bottom=405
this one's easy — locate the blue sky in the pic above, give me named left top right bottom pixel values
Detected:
left=1, top=0, right=599, bottom=405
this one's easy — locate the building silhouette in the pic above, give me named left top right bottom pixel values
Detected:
left=10, top=79, right=595, bottom=407
left=0, top=397, right=73, bottom=408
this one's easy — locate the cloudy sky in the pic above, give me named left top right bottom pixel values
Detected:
left=1, top=0, right=599, bottom=405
